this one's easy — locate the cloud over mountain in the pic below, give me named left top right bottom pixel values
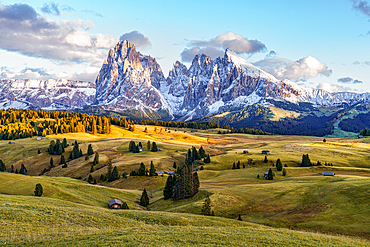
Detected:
left=180, top=32, right=266, bottom=62
left=254, top=56, right=332, bottom=81
left=119, top=31, right=152, bottom=49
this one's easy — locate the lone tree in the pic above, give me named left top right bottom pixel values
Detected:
left=93, top=152, right=99, bottom=166
left=19, top=164, right=27, bottom=175
left=282, top=168, right=287, bottom=176
left=50, top=158, right=54, bottom=168
left=140, top=188, right=149, bottom=207
left=0, top=159, right=5, bottom=172
left=264, top=156, right=268, bottom=163
left=204, top=154, right=211, bottom=163
left=276, top=158, right=283, bottom=171
left=237, top=214, right=242, bottom=221
left=267, top=168, right=274, bottom=180
left=34, top=183, right=43, bottom=196
left=138, top=162, right=146, bottom=176
left=201, top=195, right=212, bottom=216
left=121, top=202, right=129, bottom=209
left=87, top=144, right=94, bottom=155
left=60, top=155, right=66, bottom=165
left=151, top=142, right=158, bottom=152
left=149, top=161, right=156, bottom=176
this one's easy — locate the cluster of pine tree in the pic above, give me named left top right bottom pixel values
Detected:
left=219, top=126, right=272, bottom=135
left=69, top=141, right=83, bottom=161
left=360, top=128, right=370, bottom=136
left=47, top=138, right=67, bottom=155
left=99, top=160, right=120, bottom=182
left=139, top=119, right=217, bottom=130
left=232, top=161, right=244, bottom=169
left=0, top=109, right=112, bottom=140
left=301, top=154, right=333, bottom=167
left=130, top=161, right=156, bottom=176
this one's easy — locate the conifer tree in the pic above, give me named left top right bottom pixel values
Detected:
left=60, top=155, right=66, bottom=165
left=173, top=162, right=177, bottom=169
left=93, top=152, right=99, bottom=165
left=163, top=175, right=174, bottom=200
left=38, top=149, right=41, bottom=154
left=264, top=156, right=268, bottom=163
left=62, top=138, right=67, bottom=148
left=267, top=168, right=274, bottom=180
left=111, top=166, right=120, bottom=181
left=121, top=202, right=129, bottom=209
left=90, top=164, right=95, bottom=173
left=50, top=157, right=54, bottom=168
left=79, top=149, right=83, bottom=157
left=147, top=140, right=151, bottom=151
left=204, top=154, right=211, bottom=163
left=138, top=162, right=146, bottom=176
left=149, top=161, right=156, bottom=176
left=34, top=183, right=43, bottom=196
left=88, top=174, right=93, bottom=183
left=199, top=146, right=206, bottom=159
left=87, top=144, right=94, bottom=155
left=201, top=195, right=212, bottom=216
left=236, top=161, right=241, bottom=169
left=301, top=154, right=311, bottom=167
left=0, top=159, right=5, bottom=172
left=282, top=168, right=287, bottom=176
left=151, top=142, right=158, bottom=152
left=276, top=158, right=283, bottom=171
left=85, top=153, right=89, bottom=160
left=19, top=164, right=27, bottom=175
left=10, top=165, right=14, bottom=173
left=232, top=162, right=236, bottom=169
left=238, top=214, right=242, bottom=221
left=140, top=188, right=149, bottom=207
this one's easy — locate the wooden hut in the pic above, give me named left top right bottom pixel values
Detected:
left=109, top=199, right=123, bottom=209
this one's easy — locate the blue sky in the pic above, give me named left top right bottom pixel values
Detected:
left=0, top=0, right=369, bottom=92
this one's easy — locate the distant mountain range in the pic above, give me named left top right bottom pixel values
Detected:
left=1, top=40, right=370, bottom=136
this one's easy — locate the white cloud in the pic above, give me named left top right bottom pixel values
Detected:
left=181, top=31, right=266, bottom=62
left=0, top=3, right=117, bottom=66
left=119, top=31, right=152, bottom=49
left=254, top=56, right=332, bottom=81
left=317, top=82, right=347, bottom=92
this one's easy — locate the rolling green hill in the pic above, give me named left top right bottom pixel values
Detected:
left=0, top=173, right=369, bottom=246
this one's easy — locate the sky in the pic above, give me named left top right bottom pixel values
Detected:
left=0, top=0, right=370, bottom=93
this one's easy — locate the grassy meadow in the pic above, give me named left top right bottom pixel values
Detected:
left=1, top=124, right=370, bottom=245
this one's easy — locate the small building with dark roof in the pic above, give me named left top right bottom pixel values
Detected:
left=167, top=171, right=175, bottom=175
left=262, top=150, right=270, bottom=155
left=8, top=141, right=15, bottom=144
left=109, top=198, right=123, bottom=209
left=156, top=172, right=165, bottom=176
left=243, top=150, right=249, bottom=154
left=322, top=172, right=335, bottom=176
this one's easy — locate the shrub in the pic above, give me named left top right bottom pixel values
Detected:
left=34, top=183, right=43, bottom=196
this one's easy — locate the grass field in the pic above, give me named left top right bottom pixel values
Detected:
left=0, top=174, right=369, bottom=246
left=1, top=125, right=370, bottom=245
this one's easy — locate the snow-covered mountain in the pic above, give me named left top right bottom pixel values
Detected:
left=93, top=41, right=370, bottom=120
left=1, top=40, right=369, bottom=120
left=93, top=40, right=172, bottom=119
left=0, top=79, right=95, bottom=110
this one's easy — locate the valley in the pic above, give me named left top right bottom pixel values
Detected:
left=1, top=123, right=370, bottom=246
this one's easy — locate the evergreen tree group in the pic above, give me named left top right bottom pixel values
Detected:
left=69, top=141, right=83, bottom=160
left=48, top=139, right=65, bottom=155
left=267, top=168, right=274, bottom=180
left=301, top=154, right=312, bottom=167
left=163, top=175, right=175, bottom=200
